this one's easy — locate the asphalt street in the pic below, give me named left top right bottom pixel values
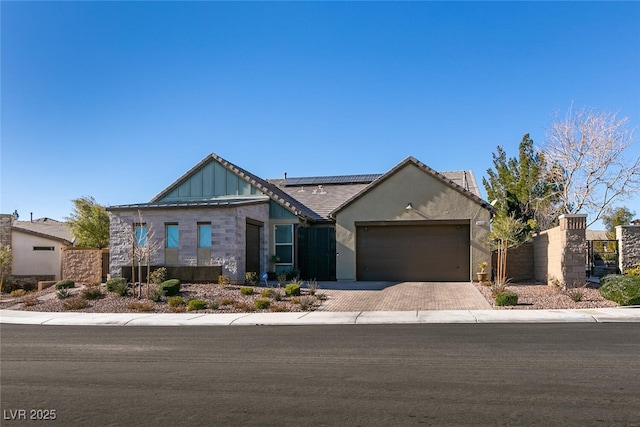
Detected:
left=2, top=323, right=639, bottom=426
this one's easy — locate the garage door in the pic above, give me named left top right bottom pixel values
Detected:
left=356, top=223, right=470, bottom=281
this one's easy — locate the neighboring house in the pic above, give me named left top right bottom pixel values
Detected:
left=0, top=216, right=74, bottom=281
left=107, top=153, right=493, bottom=283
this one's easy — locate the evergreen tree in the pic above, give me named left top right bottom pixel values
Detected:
left=65, top=196, right=110, bottom=248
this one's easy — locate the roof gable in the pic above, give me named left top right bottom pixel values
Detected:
left=330, top=157, right=493, bottom=217
left=149, top=153, right=318, bottom=220
left=13, top=220, right=74, bottom=245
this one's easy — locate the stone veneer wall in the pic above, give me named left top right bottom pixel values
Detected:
left=534, top=214, right=587, bottom=285
left=62, top=248, right=103, bottom=284
left=4, top=275, right=55, bottom=290
left=109, top=203, right=269, bottom=284
left=0, top=214, right=13, bottom=275
left=616, top=225, right=640, bottom=272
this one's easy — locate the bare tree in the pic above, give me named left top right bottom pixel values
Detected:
left=127, top=211, right=162, bottom=299
left=543, top=106, right=640, bottom=227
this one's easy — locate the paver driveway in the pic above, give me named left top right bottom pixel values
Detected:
left=315, top=281, right=492, bottom=311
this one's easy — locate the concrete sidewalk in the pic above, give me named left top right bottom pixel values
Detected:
left=2, top=307, right=639, bottom=326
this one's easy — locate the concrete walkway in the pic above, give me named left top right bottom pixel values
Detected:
left=1, top=307, right=639, bottom=325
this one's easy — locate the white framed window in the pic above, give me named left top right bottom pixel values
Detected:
left=274, top=224, right=294, bottom=274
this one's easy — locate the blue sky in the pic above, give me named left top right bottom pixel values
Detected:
left=2, top=1, right=639, bottom=228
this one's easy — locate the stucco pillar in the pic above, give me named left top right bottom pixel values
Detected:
left=559, top=214, right=587, bottom=285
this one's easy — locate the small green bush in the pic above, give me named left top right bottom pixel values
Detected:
left=55, top=279, right=75, bottom=290
left=106, top=277, right=127, bottom=292
left=599, top=275, right=640, bottom=306
left=10, top=289, right=26, bottom=297
left=167, top=296, right=185, bottom=307
left=209, top=300, right=219, bottom=310
left=113, top=280, right=130, bottom=297
left=56, top=288, right=71, bottom=299
left=219, top=297, right=236, bottom=306
left=149, top=267, right=168, bottom=285
left=148, top=287, right=164, bottom=302
left=159, top=279, right=181, bottom=296
left=495, top=291, right=518, bottom=306
left=624, top=263, right=640, bottom=276
left=218, top=275, right=231, bottom=287
left=254, top=298, right=270, bottom=310
left=240, top=286, right=254, bottom=296
left=245, top=272, right=258, bottom=285
left=285, top=284, right=301, bottom=297
left=81, top=286, right=102, bottom=300
left=187, top=299, right=208, bottom=311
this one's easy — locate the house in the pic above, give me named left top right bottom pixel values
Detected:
left=107, top=153, right=493, bottom=283
left=0, top=215, right=74, bottom=282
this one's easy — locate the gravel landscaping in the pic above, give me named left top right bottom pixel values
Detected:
left=0, top=280, right=619, bottom=313
left=0, top=283, right=324, bottom=313
left=473, top=281, right=618, bottom=310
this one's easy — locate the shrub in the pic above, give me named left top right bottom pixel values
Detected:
left=159, top=279, right=181, bottom=296
left=209, top=300, right=219, bottom=310
left=254, top=298, right=270, bottom=310
left=170, top=305, right=186, bottom=313
left=495, top=291, right=518, bottom=306
left=149, top=267, right=168, bottom=285
left=245, top=272, right=258, bottom=285
left=260, top=288, right=275, bottom=298
left=106, top=277, right=127, bottom=292
left=10, top=289, right=26, bottom=297
left=599, top=275, right=640, bottom=306
left=306, top=279, right=319, bottom=296
left=167, top=296, right=185, bottom=308
left=218, top=275, right=231, bottom=287
left=298, top=296, right=314, bottom=311
left=219, top=297, right=236, bottom=306
left=187, top=299, right=208, bottom=311
left=565, top=285, right=585, bottom=302
left=81, top=285, right=102, bottom=300
left=269, top=303, right=287, bottom=312
left=113, top=280, right=130, bottom=297
left=624, top=263, right=640, bottom=276
left=56, top=288, right=71, bottom=299
left=148, top=287, right=164, bottom=302
left=233, top=301, right=255, bottom=312
left=127, top=301, right=155, bottom=312
left=63, top=297, right=88, bottom=310
left=277, top=273, right=288, bottom=286
left=491, top=279, right=508, bottom=297
left=285, top=284, right=301, bottom=297
left=240, top=286, right=254, bottom=296
left=55, top=279, right=75, bottom=290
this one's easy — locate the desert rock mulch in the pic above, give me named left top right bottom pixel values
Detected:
left=473, top=282, right=618, bottom=310
left=0, top=283, right=323, bottom=314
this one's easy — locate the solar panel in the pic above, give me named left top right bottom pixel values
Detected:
left=283, top=174, right=381, bottom=186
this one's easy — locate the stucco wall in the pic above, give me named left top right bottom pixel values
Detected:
left=62, top=248, right=103, bottom=284
left=11, top=229, right=65, bottom=280
left=617, top=225, right=640, bottom=272
left=109, top=203, right=269, bottom=283
left=334, top=164, right=492, bottom=281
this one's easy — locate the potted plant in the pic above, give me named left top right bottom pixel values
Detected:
left=477, top=261, right=489, bottom=282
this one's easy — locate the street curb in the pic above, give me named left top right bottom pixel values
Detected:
left=1, top=308, right=639, bottom=326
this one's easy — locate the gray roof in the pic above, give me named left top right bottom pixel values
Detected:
left=12, top=218, right=74, bottom=245
left=109, top=153, right=489, bottom=223
left=269, top=165, right=486, bottom=221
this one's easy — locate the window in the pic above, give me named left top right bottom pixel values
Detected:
left=165, top=224, right=179, bottom=248
left=198, top=223, right=212, bottom=248
left=134, top=224, right=147, bottom=247
left=33, top=246, right=54, bottom=251
left=274, top=224, right=294, bottom=274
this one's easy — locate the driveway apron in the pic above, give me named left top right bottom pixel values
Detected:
left=316, top=282, right=492, bottom=311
